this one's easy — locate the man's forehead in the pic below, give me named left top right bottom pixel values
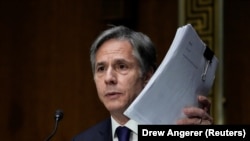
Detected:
left=96, top=40, right=134, bottom=58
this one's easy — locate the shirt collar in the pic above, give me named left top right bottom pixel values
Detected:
left=111, top=116, right=138, bottom=138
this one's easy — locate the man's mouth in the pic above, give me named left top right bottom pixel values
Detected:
left=105, top=92, right=122, bottom=99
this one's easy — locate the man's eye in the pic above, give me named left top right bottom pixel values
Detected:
left=118, top=64, right=128, bottom=70
left=96, top=66, right=105, bottom=72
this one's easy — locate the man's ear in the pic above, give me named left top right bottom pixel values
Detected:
left=143, top=68, right=154, bottom=86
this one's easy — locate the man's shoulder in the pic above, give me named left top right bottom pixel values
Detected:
left=71, top=117, right=112, bottom=141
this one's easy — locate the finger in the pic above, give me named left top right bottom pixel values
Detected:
left=182, top=107, right=213, bottom=121
left=176, top=117, right=213, bottom=125
left=182, top=107, right=204, bottom=118
left=200, top=118, right=214, bottom=125
left=176, top=117, right=201, bottom=125
left=198, top=95, right=211, bottom=112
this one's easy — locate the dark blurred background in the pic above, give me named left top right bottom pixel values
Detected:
left=0, top=0, right=249, bottom=140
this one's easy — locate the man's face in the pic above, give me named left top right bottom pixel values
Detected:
left=94, top=39, right=145, bottom=114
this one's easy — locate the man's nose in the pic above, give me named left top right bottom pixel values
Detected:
left=104, top=67, right=117, bottom=84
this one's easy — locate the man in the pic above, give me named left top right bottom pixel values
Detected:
left=72, top=26, right=213, bottom=141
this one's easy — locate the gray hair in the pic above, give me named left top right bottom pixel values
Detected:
left=90, top=25, right=157, bottom=76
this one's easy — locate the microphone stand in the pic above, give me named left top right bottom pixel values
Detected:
left=45, top=110, right=64, bottom=141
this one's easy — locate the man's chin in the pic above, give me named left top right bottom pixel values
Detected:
left=105, top=104, right=125, bottom=113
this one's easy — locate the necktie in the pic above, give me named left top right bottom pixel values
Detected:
left=116, top=126, right=131, bottom=141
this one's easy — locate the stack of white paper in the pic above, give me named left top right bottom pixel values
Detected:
left=124, top=24, right=218, bottom=124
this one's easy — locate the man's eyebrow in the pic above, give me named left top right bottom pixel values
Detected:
left=95, top=61, right=105, bottom=67
left=115, top=58, right=129, bottom=63
left=95, top=58, right=133, bottom=67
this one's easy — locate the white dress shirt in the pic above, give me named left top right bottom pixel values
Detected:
left=111, top=116, right=138, bottom=141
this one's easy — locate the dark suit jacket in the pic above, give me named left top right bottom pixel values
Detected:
left=72, top=118, right=113, bottom=141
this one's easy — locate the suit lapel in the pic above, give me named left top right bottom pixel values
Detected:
left=98, top=118, right=113, bottom=141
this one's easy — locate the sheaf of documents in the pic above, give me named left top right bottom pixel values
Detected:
left=124, top=24, right=218, bottom=124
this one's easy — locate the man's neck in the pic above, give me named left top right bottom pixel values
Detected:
left=111, top=112, right=130, bottom=125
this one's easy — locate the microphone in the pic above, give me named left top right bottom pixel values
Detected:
left=45, top=109, right=64, bottom=141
